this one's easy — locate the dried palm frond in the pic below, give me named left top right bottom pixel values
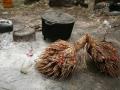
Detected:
left=35, top=35, right=87, bottom=79
left=87, top=35, right=120, bottom=77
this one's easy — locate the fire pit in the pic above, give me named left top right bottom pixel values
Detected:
left=41, top=10, right=75, bottom=41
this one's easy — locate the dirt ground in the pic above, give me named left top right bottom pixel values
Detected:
left=0, top=2, right=120, bottom=90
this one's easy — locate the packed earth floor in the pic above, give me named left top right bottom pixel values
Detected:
left=0, top=2, right=120, bottom=90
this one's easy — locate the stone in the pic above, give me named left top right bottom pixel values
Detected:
left=13, top=27, right=36, bottom=42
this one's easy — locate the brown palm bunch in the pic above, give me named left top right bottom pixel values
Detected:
left=87, top=35, right=120, bottom=77
left=35, top=35, right=87, bottom=79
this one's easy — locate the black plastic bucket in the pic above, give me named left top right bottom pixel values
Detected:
left=41, top=10, right=75, bottom=41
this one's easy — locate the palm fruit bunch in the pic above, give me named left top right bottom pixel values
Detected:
left=35, top=35, right=87, bottom=79
left=87, top=35, right=120, bottom=77
left=35, top=34, right=120, bottom=78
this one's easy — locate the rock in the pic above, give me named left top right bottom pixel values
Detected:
left=13, top=27, right=36, bottom=42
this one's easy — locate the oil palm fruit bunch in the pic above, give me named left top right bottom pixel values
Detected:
left=87, top=35, right=120, bottom=77
left=35, top=34, right=87, bottom=79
